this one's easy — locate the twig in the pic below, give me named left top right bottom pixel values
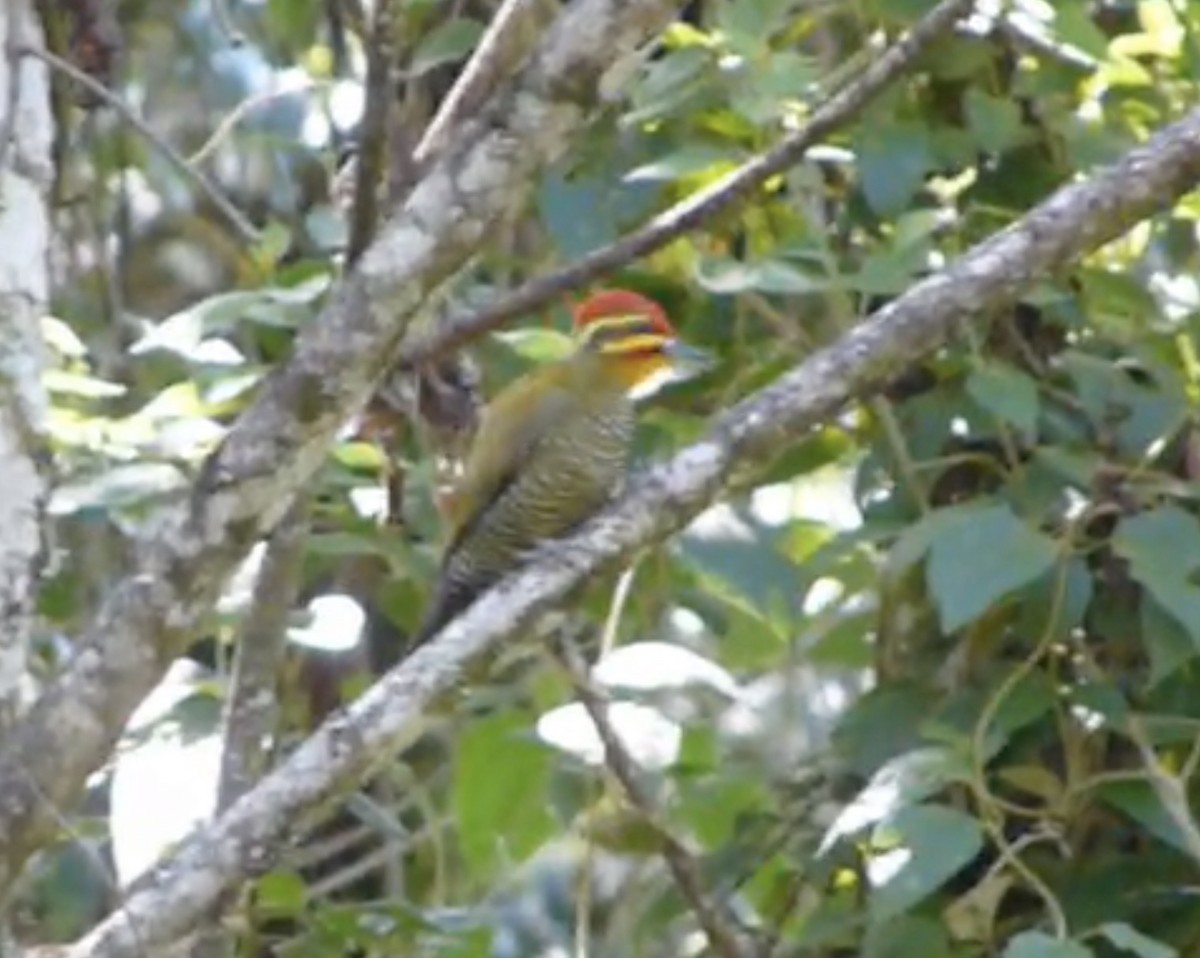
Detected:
left=995, top=14, right=1097, bottom=72
left=210, top=0, right=247, bottom=47
left=346, top=0, right=396, bottom=263
left=216, top=497, right=312, bottom=812
left=15, top=44, right=260, bottom=244
left=1122, top=712, right=1200, bottom=869
left=1072, top=642, right=1200, bottom=870
left=554, top=639, right=754, bottom=958
left=598, top=558, right=640, bottom=658
left=413, top=0, right=556, bottom=169
left=188, top=81, right=324, bottom=167
left=401, top=0, right=976, bottom=367
left=190, top=499, right=312, bottom=958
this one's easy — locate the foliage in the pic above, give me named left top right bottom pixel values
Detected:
left=17, top=0, right=1200, bottom=956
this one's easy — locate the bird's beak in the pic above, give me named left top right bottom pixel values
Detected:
left=662, top=339, right=716, bottom=380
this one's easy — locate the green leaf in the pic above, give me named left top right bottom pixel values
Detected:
left=862, top=915, right=952, bottom=958
left=966, top=361, right=1040, bottom=436
left=454, top=712, right=555, bottom=877
left=925, top=503, right=1059, bottom=633
left=1003, top=931, right=1094, bottom=958
left=679, top=509, right=799, bottom=635
left=411, top=18, right=485, bottom=75
left=693, top=256, right=825, bottom=295
left=964, top=88, right=1026, bottom=154
left=714, top=0, right=795, bottom=55
left=624, top=144, right=739, bottom=183
left=868, top=804, right=984, bottom=923
left=1096, top=923, right=1177, bottom=958
left=833, top=683, right=932, bottom=776
left=1140, top=594, right=1198, bottom=685
left=1112, top=507, right=1200, bottom=645
left=1052, top=3, right=1110, bottom=59
left=255, top=871, right=308, bottom=916
left=495, top=328, right=575, bottom=363
left=1098, top=780, right=1197, bottom=857
left=47, top=463, right=188, bottom=516
left=857, top=123, right=932, bottom=217
left=822, top=747, right=969, bottom=851
left=44, top=370, right=128, bottom=399
left=537, top=171, right=657, bottom=258
left=625, top=46, right=712, bottom=124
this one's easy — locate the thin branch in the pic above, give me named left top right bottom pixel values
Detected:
left=598, top=558, right=640, bottom=658
left=413, top=0, right=557, bottom=170
left=555, top=639, right=753, bottom=958
left=346, top=0, right=396, bottom=264
left=190, top=498, right=312, bottom=958
left=1130, top=730, right=1200, bottom=868
left=15, top=44, right=260, bottom=245
left=59, top=103, right=1200, bottom=958
left=188, top=81, right=323, bottom=167
left=216, top=498, right=312, bottom=812
left=1113, top=703, right=1200, bottom=869
left=400, top=0, right=976, bottom=367
left=995, top=14, right=1097, bottom=72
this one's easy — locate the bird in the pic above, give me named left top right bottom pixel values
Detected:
left=405, top=288, right=714, bottom=653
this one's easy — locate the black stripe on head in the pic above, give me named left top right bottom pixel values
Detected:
left=579, top=315, right=670, bottom=352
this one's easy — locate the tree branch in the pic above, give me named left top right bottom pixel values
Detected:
left=215, top=498, right=311, bottom=812
left=65, top=104, right=1200, bottom=958
left=0, top=0, right=683, bottom=895
left=15, top=44, right=261, bottom=245
left=399, top=0, right=976, bottom=366
left=412, top=0, right=558, bottom=171
left=345, top=0, right=396, bottom=263
left=554, top=638, right=753, bottom=958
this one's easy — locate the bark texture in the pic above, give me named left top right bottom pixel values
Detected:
left=0, top=0, right=50, bottom=727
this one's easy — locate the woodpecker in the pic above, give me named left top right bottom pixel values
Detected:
left=407, top=289, right=713, bottom=651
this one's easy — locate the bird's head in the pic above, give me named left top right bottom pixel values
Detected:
left=572, top=289, right=714, bottom=398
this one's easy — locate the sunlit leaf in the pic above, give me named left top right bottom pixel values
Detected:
left=536, top=701, right=681, bottom=770
left=1003, top=932, right=1093, bottom=958
left=868, top=805, right=983, bottom=924
left=454, top=712, right=556, bottom=878
left=1097, top=923, right=1177, bottom=958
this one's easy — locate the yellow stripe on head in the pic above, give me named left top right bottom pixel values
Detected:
left=578, top=314, right=672, bottom=354
left=573, top=289, right=675, bottom=338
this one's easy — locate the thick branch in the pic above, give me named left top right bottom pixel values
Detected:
left=0, top=0, right=682, bottom=892
left=68, top=106, right=1200, bottom=958
left=0, top=0, right=50, bottom=728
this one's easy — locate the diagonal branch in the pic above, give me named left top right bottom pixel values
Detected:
left=400, top=0, right=976, bottom=366
left=0, top=0, right=684, bottom=895
left=554, top=639, right=753, bottom=958
left=16, top=44, right=261, bottom=245
left=66, top=104, right=1200, bottom=958
left=413, top=0, right=559, bottom=171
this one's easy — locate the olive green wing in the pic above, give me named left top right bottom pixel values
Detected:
left=441, top=368, right=576, bottom=561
